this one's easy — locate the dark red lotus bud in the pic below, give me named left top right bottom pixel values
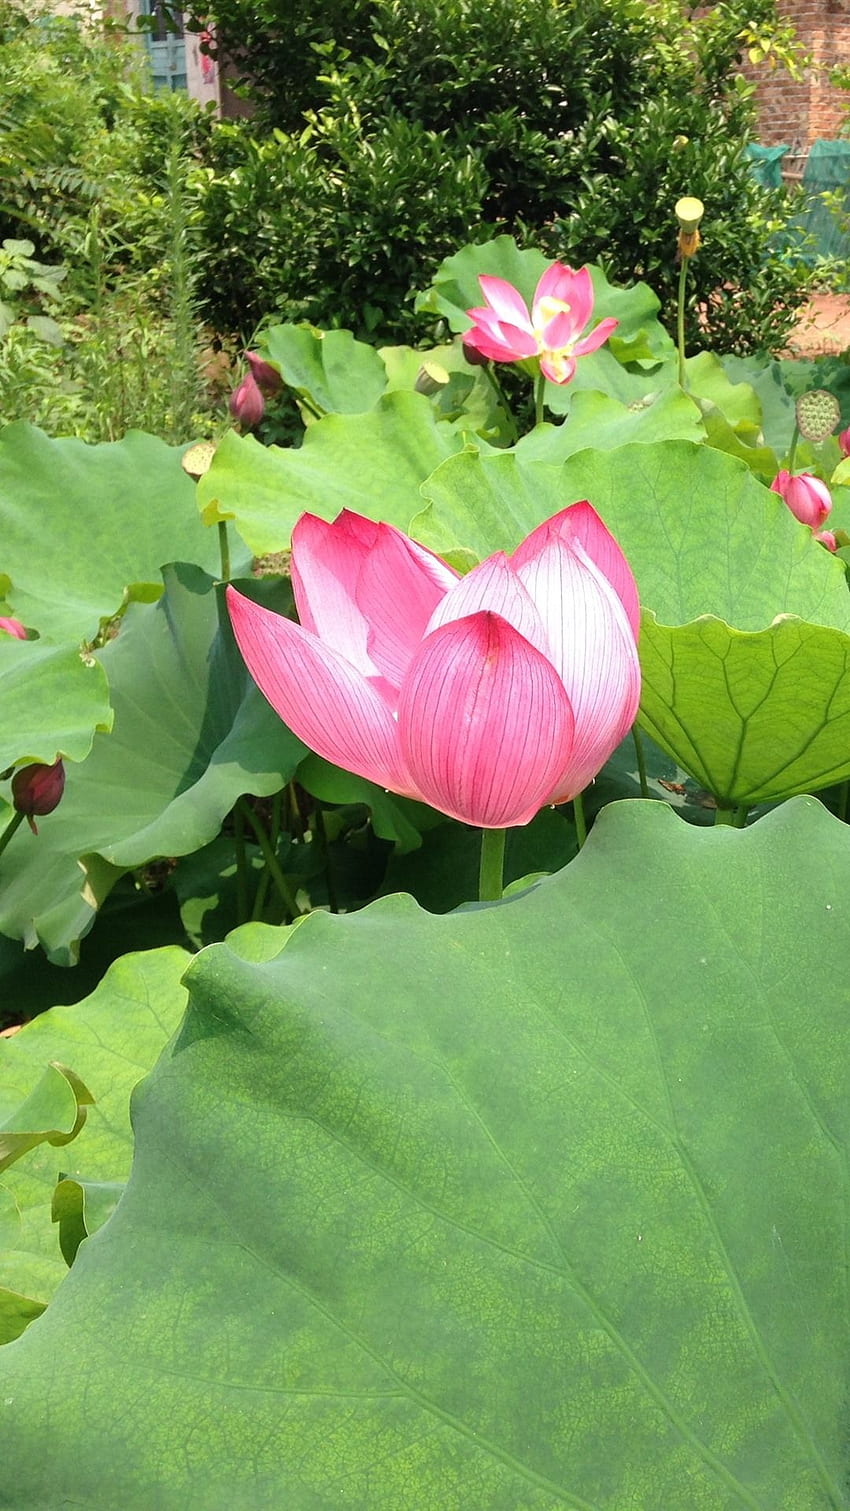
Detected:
left=461, top=337, right=489, bottom=368
left=246, top=351, right=282, bottom=396
left=11, top=760, right=65, bottom=834
left=229, top=370, right=265, bottom=429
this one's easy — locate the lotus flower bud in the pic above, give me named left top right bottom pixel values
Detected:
left=0, top=617, right=26, bottom=639
left=795, top=389, right=840, bottom=444
left=246, top=351, right=282, bottom=396
left=838, top=426, right=850, bottom=458
left=816, top=530, right=838, bottom=552
left=229, top=370, right=265, bottom=430
left=11, top=760, right=65, bottom=834
left=770, top=469, right=832, bottom=529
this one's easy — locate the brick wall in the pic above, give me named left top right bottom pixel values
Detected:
left=747, top=0, right=850, bottom=146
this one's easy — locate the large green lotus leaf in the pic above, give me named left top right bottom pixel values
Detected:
left=0, top=566, right=306, bottom=961
left=0, top=946, right=188, bottom=1319
left=2, top=798, right=850, bottom=1506
left=639, top=612, right=850, bottom=805
left=198, top=392, right=468, bottom=554
left=380, top=339, right=509, bottom=442
left=0, top=1062, right=92, bottom=1175
left=515, top=387, right=704, bottom=463
left=414, top=441, right=850, bottom=632
left=722, top=355, right=798, bottom=456
left=261, top=324, right=387, bottom=416
left=0, top=424, right=220, bottom=643
left=0, top=636, right=112, bottom=768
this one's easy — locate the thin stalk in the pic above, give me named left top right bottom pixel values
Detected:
left=218, top=521, right=231, bottom=582
left=288, top=780, right=304, bottom=841
left=0, top=809, right=25, bottom=861
left=787, top=422, right=800, bottom=475
left=838, top=780, right=849, bottom=823
left=573, top=790, right=587, bottom=849
left=483, top=365, right=519, bottom=443
left=677, top=256, right=689, bottom=390
left=534, top=371, right=546, bottom=427
left=313, top=807, right=338, bottom=913
left=632, top=724, right=650, bottom=800
left=233, top=800, right=249, bottom=925
left=478, top=827, right=507, bottom=902
left=237, top=796, right=299, bottom=921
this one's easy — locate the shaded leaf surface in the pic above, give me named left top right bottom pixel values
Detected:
left=1, top=800, right=848, bottom=1508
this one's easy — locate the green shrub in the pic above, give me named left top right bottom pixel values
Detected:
left=185, top=0, right=812, bottom=353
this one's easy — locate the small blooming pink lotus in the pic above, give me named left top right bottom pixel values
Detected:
left=463, top=263, right=619, bottom=384
left=227, top=506, right=640, bottom=830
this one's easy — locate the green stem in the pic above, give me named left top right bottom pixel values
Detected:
left=0, top=808, right=25, bottom=861
left=483, top=365, right=519, bottom=443
left=478, top=827, right=507, bottom=902
left=714, top=805, right=748, bottom=827
left=218, top=520, right=231, bottom=582
left=632, top=724, right=650, bottom=800
left=787, top=422, right=800, bottom=475
left=237, top=796, right=299, bottom=921
left=534, top=371, right=546, bottom=427
left=313, top=807, right=338, bottom=913
left=838, top=780, right=849, bottom=823
left=677, top=256, right=689, bottom=390
left=233, top=800, right=249, bottom=925
left=573, top=790, right=587, bottom=849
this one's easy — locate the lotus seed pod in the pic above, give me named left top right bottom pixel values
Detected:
left=795, top=388, right=840, bottom=444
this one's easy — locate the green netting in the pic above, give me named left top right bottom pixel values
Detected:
left=785, top=138, right=850, bottom=264
left=746, top=142, right=788, bottom=188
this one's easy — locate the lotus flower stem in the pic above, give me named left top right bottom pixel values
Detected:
left=676, top=257, right=689, bottom=391
left=534, top=372, right=546, bottom=428
left=313, top=807, right=338, bottom=913
left=632, top=724, right=650, bottom=799
left=714, top=804, right=749, bottom=828
left=483, top=366, right=519, bottom=443
left=0, top=808, right=25, bottom=862
left=237, top=796, right=300, bottom=921
left=218, top=521, right=231, bottom=582
left=478, top=826, right=507, bottom=902
left=838, top=781, right=849, bottom=823
left=573, top=791, right=587, bottom=849
left=787, top=423, right=800, bottom=475
left=232, top=800, right=249, bottom=924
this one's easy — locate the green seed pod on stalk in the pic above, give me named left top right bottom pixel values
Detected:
left=795, top=389, right=840, bottom=444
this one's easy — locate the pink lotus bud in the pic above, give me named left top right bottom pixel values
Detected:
left=816, top=530, right=838, bottom=552
left=246, top=351, right=282, bottom=396
left=229, top=370, right=265, bottom=429
left=227, top=501, right=641, bottom=829
left=839, top=426, right=850, bottom=458
left=770, top=470, right=832, bottom=530
left=11, top=760, right=65, bottom=834
left=0, top=617, right=26, bottom=639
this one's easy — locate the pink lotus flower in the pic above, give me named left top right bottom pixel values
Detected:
left=816, top=530, right=838, bottom=552
left=0, top=617, right=26, bottom=639
left=463, top=263, right=619, bottom=384
left=770, top=470, right=832, bottom=530
left=227, top=505, right=641, bottom=829
left=838, top=426, right=850, bottom=458
left=246, top=350, right=282, bottom=396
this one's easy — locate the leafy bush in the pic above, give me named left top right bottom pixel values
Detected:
left=185, top=0, right=812, bottom=352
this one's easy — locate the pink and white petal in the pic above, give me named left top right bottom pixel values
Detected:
left=477, top=275, right=534, bottom=330
left=226, top=586, right=410, bottom=793
left=537, top=309, right=580, bottom=351
left=514, top=538, right=641, bottom=795
left=398, top=611, right=575, bottom=829
left=289, top=511, right=378, bottom=675
left=534, top=263, right=593, bottom=329
left=463, top=326, right=515, bottom=362
left=513, top=502, right=640, bottom=637
left=539, top=351, right=577, bottom=385
left=572, top=317, right=619, bottom=356
left=424, top=552, right=551, bottom=660
left=355, top=526, right=458, bottom=688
